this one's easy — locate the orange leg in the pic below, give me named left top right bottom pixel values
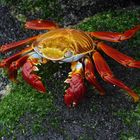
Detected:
left=25, top=20, right=59, bottom=30
left=0, top=35, right=38, bottom=53
left=8, top=55, right=29, bottom=81
left=97, top=42, right=140, bottom=68
left=0, top=46, right=33, bottom=68
left=88, top=25, right=140, bottom=42
left=93, top=51, right=140, bottom=102
left=84, top=57, right=105, bottom=95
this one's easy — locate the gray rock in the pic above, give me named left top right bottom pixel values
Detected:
left=57, top=0, right=134, bottom=25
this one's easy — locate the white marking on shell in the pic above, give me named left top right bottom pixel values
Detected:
left=61, top=54, right=85, bottom=62
left=34, top=47, right=44, bottom=58
left=30, top=52, right=42, bottom=59
left=75, top=61, right=83, bottom=70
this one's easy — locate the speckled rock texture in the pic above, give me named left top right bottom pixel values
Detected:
left=0, top=6, right=40, bottom=93
left=58, top=0, right=134, bottom=25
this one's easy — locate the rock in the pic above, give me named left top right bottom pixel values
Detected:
left=0, top=84, right=11, bottom=100
left=57, top=0, right=133, bottom=25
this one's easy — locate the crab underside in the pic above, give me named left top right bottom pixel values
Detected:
left=0, top=19, right=140, bottom=107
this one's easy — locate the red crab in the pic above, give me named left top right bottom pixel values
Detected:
left=0, top=20, right=140, bottom=107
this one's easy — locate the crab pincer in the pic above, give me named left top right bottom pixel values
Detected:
left=22, top=60, right=46, bottom=93
left=64, top=62, right=86, bottom=107
left=64, top=73, right=86, bottom=107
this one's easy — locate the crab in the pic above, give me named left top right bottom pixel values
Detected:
left=0, top=20, right=140, bottom=107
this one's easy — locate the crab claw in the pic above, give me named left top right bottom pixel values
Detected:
left=64, top=73, right=86, bottom=107
left=22, top=60, right=46, bottom=93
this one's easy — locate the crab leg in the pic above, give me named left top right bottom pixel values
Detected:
left=8, top=55, right=29, bottom=81
left=0, top=46, right=33, bottom=68
left=84, top=57, right=105, bottom=95
left=93, top=51, right=140, bottom=102
left=22, top=53, right=47, bottom=93
left=89, top=25, right=140, bottom=42
left=64, top=61, right=86, bottom=107
left=0, top=35, right=38, bottom=53
left=97, top=42, right=140, bottom=68
left=25, top=20, right=59, bottom=30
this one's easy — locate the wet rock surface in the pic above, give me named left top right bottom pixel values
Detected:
left=58, top=0, right=134, bottom=25
left=0, top=6, right=40, bottom=93
left=0, top=2, right=140, bottom=140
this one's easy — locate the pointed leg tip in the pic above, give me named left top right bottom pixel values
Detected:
left=100, top=92, right=106, bottom=96
left=133, top=95, right=140, bottom=103
left=0, top=48, right=2, bottom=53
left=39, top=88, right=46, bottom=93
left=0, top=61, right=6, bottom=68
left=128, top=61, right=140, bottom=69
left=9, top=77, right=18, bottom=82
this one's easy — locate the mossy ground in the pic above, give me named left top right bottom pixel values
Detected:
left=0, top=0, right=60, bottom=22
left=0, top=6, right=140, bottom=139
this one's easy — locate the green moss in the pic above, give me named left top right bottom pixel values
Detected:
left=0, top=79, right=55, bottom=137
left=0, top=0, right=61, bottom=22
left=114, top=88, right=140, bottom=139
left=76, top=8, right=140, bottom=32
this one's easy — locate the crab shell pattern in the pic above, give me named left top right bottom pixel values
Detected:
left=0, top=20, right=140, bottom=107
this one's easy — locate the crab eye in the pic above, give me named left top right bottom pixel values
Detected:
left=64, top=50, right=73, bottom=58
